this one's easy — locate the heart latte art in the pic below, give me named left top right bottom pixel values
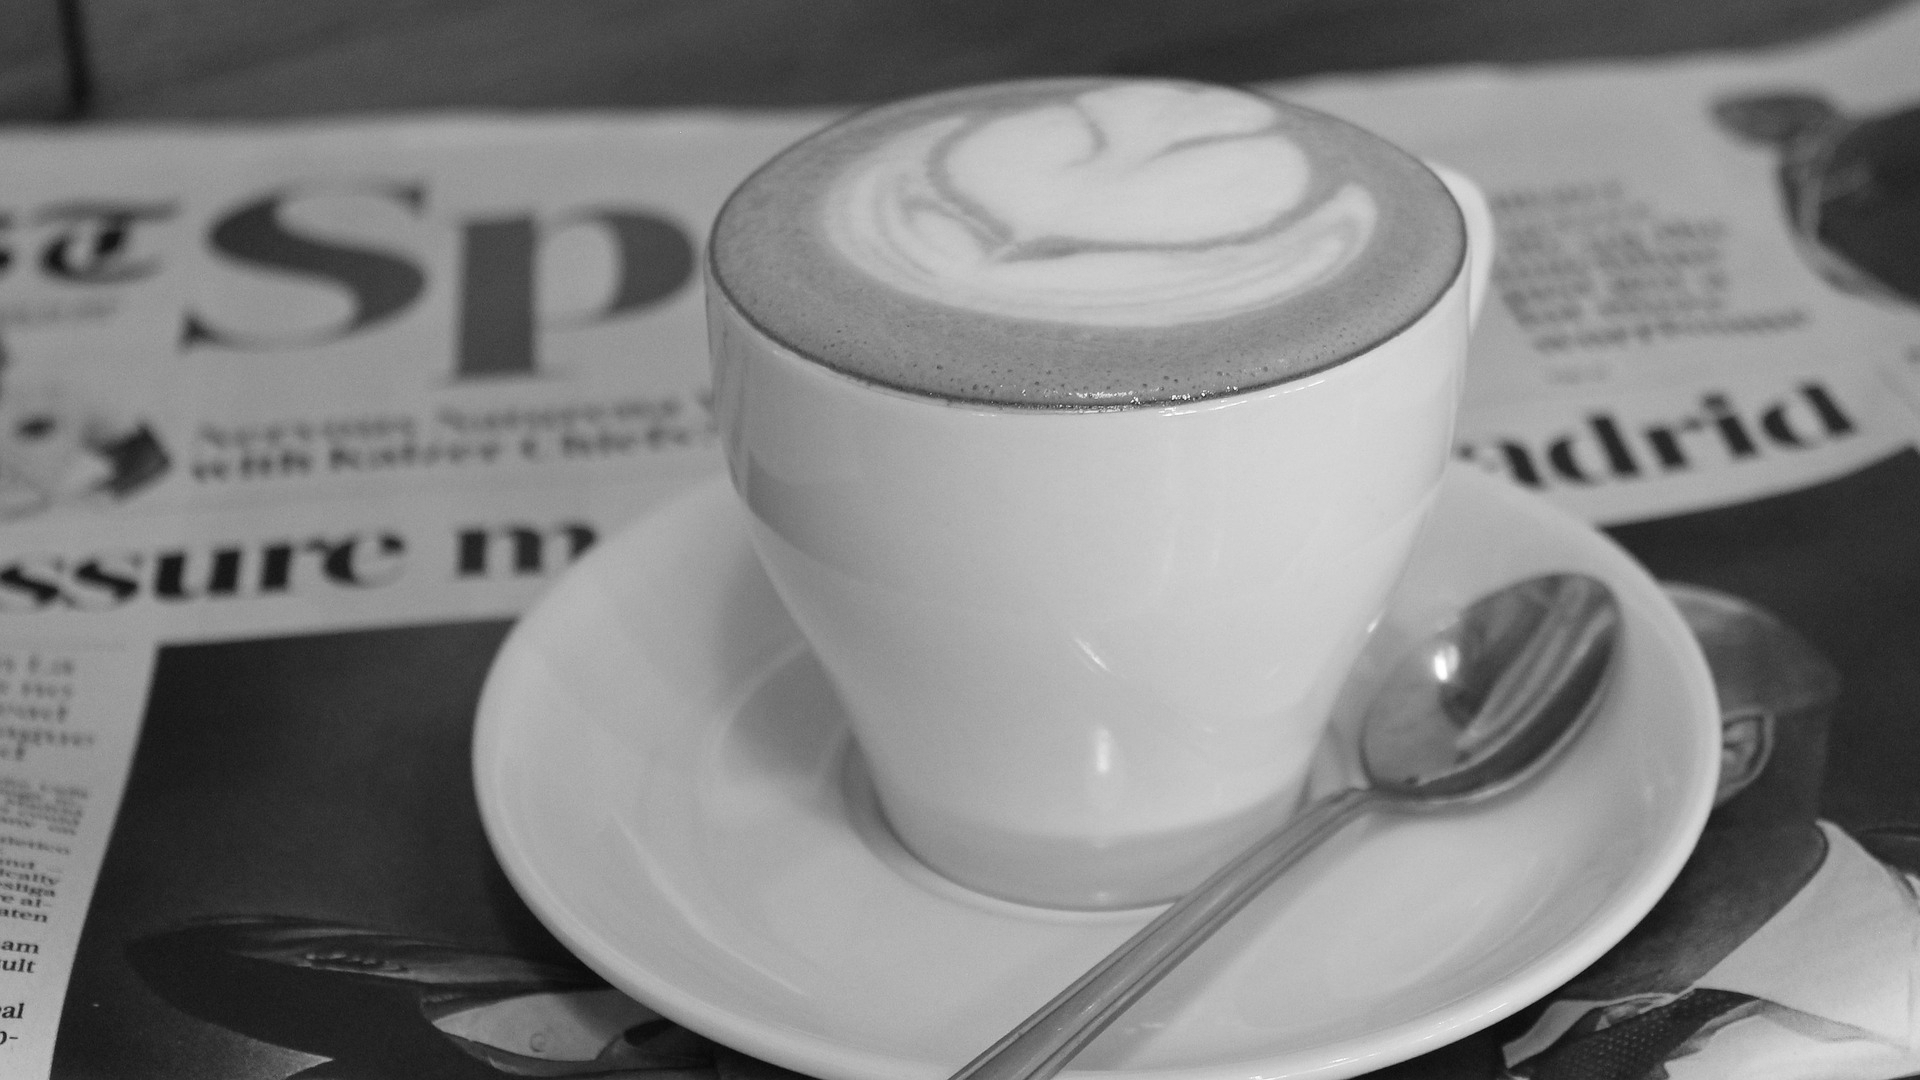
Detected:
left=711, top=79, right=1464, bottom=406
left=824, top=83, right=1377, bottom=327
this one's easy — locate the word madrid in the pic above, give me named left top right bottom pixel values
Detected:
left=0, top=521, right=594, bottom=612
left=0, top=185, right=697, bottom=378
left=1457, top=381, right=1857, bottom=488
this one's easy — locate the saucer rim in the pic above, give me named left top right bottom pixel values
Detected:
left=474, top=465, right=1718, bottom=1080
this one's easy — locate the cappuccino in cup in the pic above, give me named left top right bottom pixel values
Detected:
left=709, top=79, right=1490, bottom=909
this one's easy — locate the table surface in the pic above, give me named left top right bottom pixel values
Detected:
left=1, top=0, right=1911, bottom=123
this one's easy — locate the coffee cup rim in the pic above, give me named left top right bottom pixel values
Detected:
left=708, top=77, right=1470, bottom=412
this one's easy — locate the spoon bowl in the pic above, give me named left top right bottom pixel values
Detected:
left=951, top=572, right=1622, bottom=1080
left=1364, top=573, right=1620, bottom=803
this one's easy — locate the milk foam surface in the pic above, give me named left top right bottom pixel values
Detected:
left=712, top=79, right=1464, bottom=407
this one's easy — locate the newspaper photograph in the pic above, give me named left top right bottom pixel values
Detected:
left=0, top=1, right=1915, bottom=1077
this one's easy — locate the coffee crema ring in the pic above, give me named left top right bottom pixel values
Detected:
left=710, top=77, right=1466, bottom=408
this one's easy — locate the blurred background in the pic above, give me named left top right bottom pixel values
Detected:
left=1, top=0, right=1911, bottom=123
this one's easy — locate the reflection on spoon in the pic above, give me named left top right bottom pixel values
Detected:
left=951, top=573, right=1622, bottom=1080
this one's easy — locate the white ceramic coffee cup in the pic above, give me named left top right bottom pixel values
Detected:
left=709, top=155, right=1493, bottom=910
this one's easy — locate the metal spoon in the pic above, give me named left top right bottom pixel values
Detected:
left=951, top=572, right=1622, bottom=1080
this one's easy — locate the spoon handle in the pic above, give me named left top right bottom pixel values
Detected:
left=950, top=787, right=1375, bottom=1080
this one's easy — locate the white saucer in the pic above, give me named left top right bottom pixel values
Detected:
left=473, top=465, right=1718, bottom=1080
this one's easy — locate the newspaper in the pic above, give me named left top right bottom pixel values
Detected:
left=0, top=1, right=1915, bottom=1076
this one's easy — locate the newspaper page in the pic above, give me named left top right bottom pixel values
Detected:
left=1291, top=9, right=1920, bottom=1078
left=1286, top=8, right=1920, bottom=526
left=0, top=115, right=810, bottom=1078
left=0, top=1, right=1910, bottom=1077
